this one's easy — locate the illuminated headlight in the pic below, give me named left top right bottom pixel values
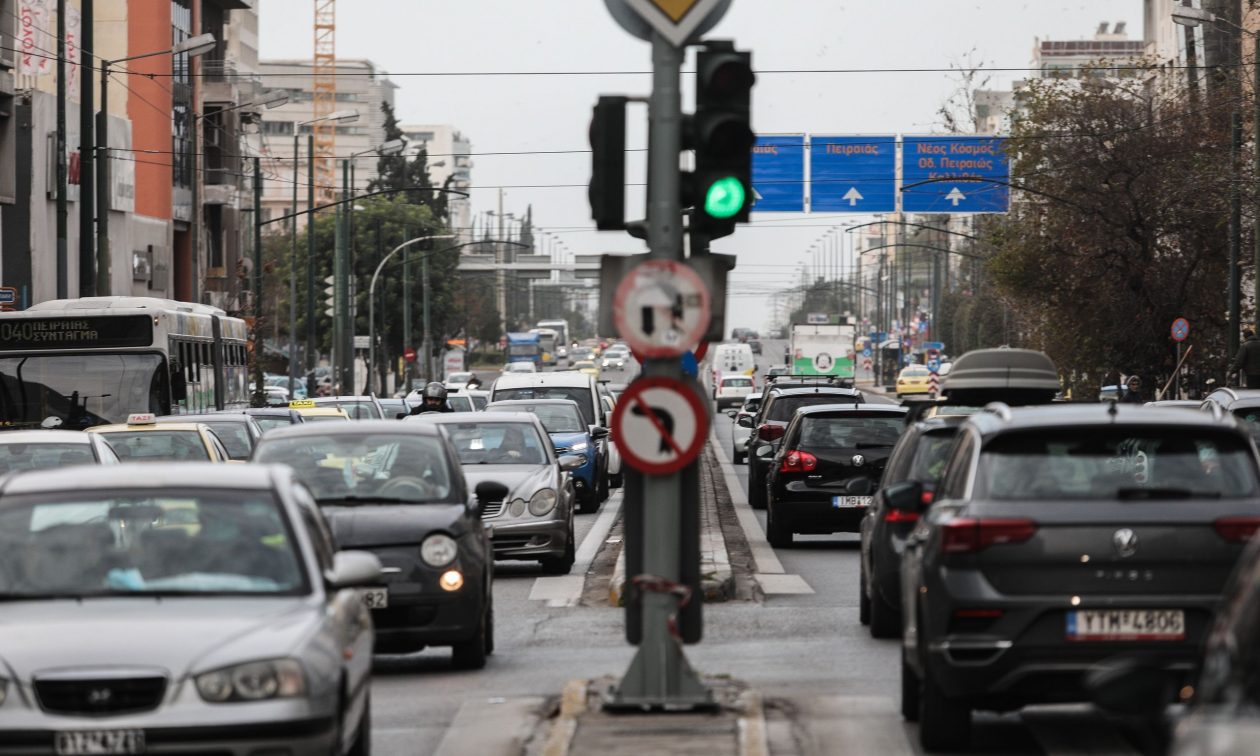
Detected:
left=421, top=534, right=458, bottom=567
left=508, top=498, right=528, bottom=517
left=528, top=489, right=558, bottom=516
left=195, top=659, right=305, bottom=703
left=568, top=441, right=589, bottom=453
left=440, top=570, right=464, bottom=592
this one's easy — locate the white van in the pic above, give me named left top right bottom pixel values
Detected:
left=711, top=343, right=756, bottom=389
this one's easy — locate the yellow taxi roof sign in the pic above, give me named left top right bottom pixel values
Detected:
left=289, top=399, right=317, bottom=409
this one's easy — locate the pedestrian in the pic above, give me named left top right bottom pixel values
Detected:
left=1231, top=330, right=1260, bottom=388
left=1119, top=375, right=1144, bottom=404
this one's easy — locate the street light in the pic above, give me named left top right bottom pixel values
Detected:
left=1170, top=7, right=1259, bottom=350
left=368, top=235, right=456, bottom=394
left=94, top=32, right=215, bottom=297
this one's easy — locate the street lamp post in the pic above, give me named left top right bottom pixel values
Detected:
left=96, top=32, right=216, bottom=297
left=367, top=235, right=455, bottom=395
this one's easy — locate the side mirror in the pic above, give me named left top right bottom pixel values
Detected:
left=558, top=454, right=585, bottom=471
left=590, top=426, right=610, bottom=440
left=736, top=415, right=754, bottom=429
left=884, top=480, right=925, bottom=512
left=473, top=480, right=509, bottom=517
left=845, top=478, right=876, bottom=496
left=171, top=363, right=188, bottom=402
left=326, top=550, right=384, bottom=589
left=754, top=443, right=774, bottom=458
left=724, top=408, right=738, bottom=418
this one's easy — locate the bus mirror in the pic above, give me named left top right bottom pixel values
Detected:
left=171, top=363, right=188, bottom=401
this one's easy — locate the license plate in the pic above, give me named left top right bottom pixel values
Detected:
left=1066, top=609, right=1185, bottom=641
left=832, top=496, right=872, bottom=508
left=55, top=730, right=145, bottom=755
left=362, top=587, right=389, bottom=609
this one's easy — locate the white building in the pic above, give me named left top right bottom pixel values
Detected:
left=399, top=124, right=473, bottom=242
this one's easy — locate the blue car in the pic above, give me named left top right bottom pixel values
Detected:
left=484, top=399, right=606, bottom=512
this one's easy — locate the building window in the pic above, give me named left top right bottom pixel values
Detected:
left=262, top=121, right=294, bottom=136
left=171, top=1, right=192, bottom=87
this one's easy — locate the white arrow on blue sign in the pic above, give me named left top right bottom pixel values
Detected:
left=810, top=135, right=897, bottom=213
left=751, top=135, right=806, bottom=212
left=901, top=136, right=1010, bottom=214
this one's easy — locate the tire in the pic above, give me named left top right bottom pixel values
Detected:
left=766, top=500, right=792, bottom=548
left=900, top=652, right=920, bottom=722
left=451, top=601, right=489, bottom=670
left=858, top=564, right=871, bottom=626
left=869, top=586, right=901, bottom=639
left=733, top=448, right=744, bottom=465
left=347, top=691, right=371, bottom=756
left=484, top=598, right=495, bottom=656
left=597, top=462, right=610, bottom=503
left=609, top=473, right=623, bottom=489
left=541, top=522, right=576, bottom=575
left=918, top=667, right=971, bottom=752
left=749, top=473, right=767, bottom=510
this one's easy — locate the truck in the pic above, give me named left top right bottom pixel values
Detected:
left=789, top=323, right=857, bottom=383
left=506, top=332, right=542, bottom=367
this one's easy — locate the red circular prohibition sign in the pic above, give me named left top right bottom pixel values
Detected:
left=612, top=260, right=712, bottom=359
left=611, top=376, right=708, bottom=475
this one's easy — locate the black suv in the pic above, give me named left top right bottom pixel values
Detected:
left=739, top=385, right=864, bottom=509
left=897, top=403, right=1260, bottom=751
left=764, top=404, right=907, bottom=547
left=859, top=415, right=968, bottom=639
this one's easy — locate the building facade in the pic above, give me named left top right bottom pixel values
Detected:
left=399, top=123, right=473, bottom=241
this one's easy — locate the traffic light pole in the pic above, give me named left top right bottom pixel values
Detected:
left=611, top=32, right=711, bottom=709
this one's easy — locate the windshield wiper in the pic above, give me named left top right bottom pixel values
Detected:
left=1115, top=487, right=1218, bottom=500
left=316, top=495, right=426, bottom=505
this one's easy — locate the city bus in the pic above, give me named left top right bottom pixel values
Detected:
left=536, top=319, right=570, bottom=348
left=0, top=296, right=250, bottom=430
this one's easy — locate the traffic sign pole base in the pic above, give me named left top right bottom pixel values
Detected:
left=606, top=621, right=715, bottom=712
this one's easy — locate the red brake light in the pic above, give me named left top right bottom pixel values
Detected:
left=884, top=509, right=920, bottom=523
left=1214, top=516, right=1260, bottom=543
left=758, top=424, right=785, bottom=441
left=920, top=490, right=935, bottom=506
left=779, top=450, right=818, bottom=473
left=942, top=518, right=1038, bottom=554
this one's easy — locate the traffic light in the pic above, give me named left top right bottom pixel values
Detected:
left=687, top=41, right=754, bottom=240
left=589, top=96, right=628, bottom=230
left=323, top=276, right=335, bottom=319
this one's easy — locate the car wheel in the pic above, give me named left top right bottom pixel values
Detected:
left=347, top=691, right=371, bottom=756
left=484, top=597, right=495, bottom=656
left=609, top=472, right=624, bottom=489
left=541, top=522, right=576, bottom=575
left=918, top=667, right=971, bottom=751
left=597, top=466, right=610, bottom=503
left=749, top=475, right=767, bottom=510
left=858, top=563, right=871, bottom=626
left=766, top=499, right=792, bottom=548
left=900, top=652, right=919, bottom=722
left=733, top=448, right=744, bottom=465
left=869, top=587, right=901, bottom=639
left=451, top=602, right=489, bottom=670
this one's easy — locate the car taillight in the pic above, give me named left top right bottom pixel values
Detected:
left=941, top=518, right=1037, bottom=554
left=884, top=509, right=920, bottom=523
left=758, top=424, right=785, bottom=441
left=779, top=450, right=818, bottom=473
left=1214, top=516, right=1260, bottom=543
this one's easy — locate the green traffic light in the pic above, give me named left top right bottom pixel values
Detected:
left=704, top=176, right=746, bottom=219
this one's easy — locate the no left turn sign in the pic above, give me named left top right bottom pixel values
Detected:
left=611, top=376, right=708, bottom=475
left=613, top=260, right=711, bottom=359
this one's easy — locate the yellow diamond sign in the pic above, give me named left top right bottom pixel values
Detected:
left=649, top=0, right=701, bottom=23
left=617, top=0, right=730, bottom=47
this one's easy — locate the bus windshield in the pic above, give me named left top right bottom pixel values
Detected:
left=0, top=354, right=167, bottom=430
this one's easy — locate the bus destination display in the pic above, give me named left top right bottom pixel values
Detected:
left=0, top=315, right=154, bottom=350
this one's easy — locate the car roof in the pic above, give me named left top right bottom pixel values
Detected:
left=0, top=430, right=96, bottom=444
left=0, top=462, right=285, bottom=496
left=157, top=413, right=253, bottom=423
left=89, top=422, right=209, bottom=433
left=967, top=403, right=1246, bottom=436
left=796, top=403, right=908, bottom=416
left=243, top=408, right=299, bottom=416
left=494, top=372, right=594, bottom=389
left=769, top=386, right=862, bottom=397
left=487, top=398, right=582, bottom=408
left=259, top=419, right=442, bottom=440
left=314, top=396, right=378, bottom=403
left=422, top=412, right=543, bottom=425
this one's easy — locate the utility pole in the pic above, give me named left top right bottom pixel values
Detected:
left=306, top=135, right=316, bottom=376
left=422, top=252, right=432, bottom=383
left=289, top=134, right=300, bottom=397
left=337, top=159, right=353, bottom=393
left=95, top=61, right=111, bottom=296
left=1230, top=111, right=1242, bottom=359
left=55, top=0, right=68, bottom=299
left=403, top=236, right=411, bottom=389
left=78, top=0, right=95, bottom=297
left=252, top=156, right=264, bottom=406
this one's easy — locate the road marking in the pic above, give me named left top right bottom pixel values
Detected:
left=529, top=490, right=625, bottom=607
left=709, top=427, right=814, bottom=595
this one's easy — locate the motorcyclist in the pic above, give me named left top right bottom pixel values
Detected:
left=410, top=382, right=453, bottom=415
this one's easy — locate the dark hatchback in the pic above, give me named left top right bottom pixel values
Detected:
left=860, top=415, right=968, bottom=638
left=763, top=404, right=907, bottom=547
left=741, top=385, right=864, bottom=509
left=252, top=421, right=505, bottom=669
left=898, top=404, right=1260, bottom=751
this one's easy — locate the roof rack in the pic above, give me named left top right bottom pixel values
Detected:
left=983, top=402, right=1013, bottom=421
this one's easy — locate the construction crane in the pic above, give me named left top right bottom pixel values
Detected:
left=312, top=0, right=336, bottom=205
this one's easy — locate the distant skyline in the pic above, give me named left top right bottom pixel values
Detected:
left=259, top=1, right=1144, bottom=328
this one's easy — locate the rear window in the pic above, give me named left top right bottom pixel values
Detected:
left=101, top=431, right=210, bottom=462
left=908, top=430, right=959, bottom=483
left=493, top=387, right=595, bottom=426
left=798, top=415, right=904, bottom=449
left=204, top=422, right=253, bottom=460
left=977, top=429, right=1260, bottom=500
left=722, top=377, right=753, bottom=388
left=768, top=395, right=858, bottom=422
left=0, top=443, right=96, bottom=474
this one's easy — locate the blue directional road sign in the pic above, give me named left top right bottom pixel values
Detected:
left=751, top=135, right=806, bottom=212
left=901, top=136, right=1010, bottom=214
left=811, top=136, right=897, bottom=213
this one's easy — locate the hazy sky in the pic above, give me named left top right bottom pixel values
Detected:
left=259, top=0, right=1143, bottom=330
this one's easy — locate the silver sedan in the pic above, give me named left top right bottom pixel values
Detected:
left=0, top=463, right=381, bottom=756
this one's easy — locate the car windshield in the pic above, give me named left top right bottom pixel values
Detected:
left=254, top=434, right=453, bottom=503
left=491, top=404, right=584, bottom=433
left=0, top=443, right=96, bottom=474
left=768, top=395, right=856, bottom=423
left=908, top=431, right=959, bottom=483
left=798, top=415, right=904, bottom=448
left=321, top=400, right=381, bottom=420
left=977, top=429, right=1260, bottom=500
left=252, top=416, right=295, bottom=432
left=723, top=378, right=753, bottom=388
left=902, top=367, right=929, bottom=377
left=201, top=422, right=253, bottom=460
left=447, top=395, right=474, bottom=413
left=100, top=431, right=211, bottom=462
left=447, top=373, right=472, bottom=384
left=0, top=491, right=306, bottom=598
left=470, top=395, right=488, bottom=411
left=494, top=387, right=595, bottom=425
left=444, top=422, right=549, bottom=465
left=301, top=413, right=348, bottom=423
left=0, top=354, right=167, bottom=430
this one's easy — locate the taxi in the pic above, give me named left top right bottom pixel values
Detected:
left=289, top=399, right=351, bottom=423
left=895, top=364, right=934, bottom=397
left=86, top=413, right=232, bottom=463
left=572, top=359, right=600, bottom=378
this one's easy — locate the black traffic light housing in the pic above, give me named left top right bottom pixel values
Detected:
left=687, top=41, right=754, bottom=240
left=589, top=95, right=628, bottom=231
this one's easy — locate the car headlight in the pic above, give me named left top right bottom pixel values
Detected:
left=421, top=533, right=458, bottom=567
left=528, top=489, right=558, bottom=516
left=569, top=441, right=589, bottom=453
left=508, top=498, right=528, bottom=517
left=195, top=659, right=305, bottom=703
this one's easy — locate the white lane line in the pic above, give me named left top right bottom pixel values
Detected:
left=709, top=428, right=814, bottom=595
left=529, top=490, right=625, bottom=607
